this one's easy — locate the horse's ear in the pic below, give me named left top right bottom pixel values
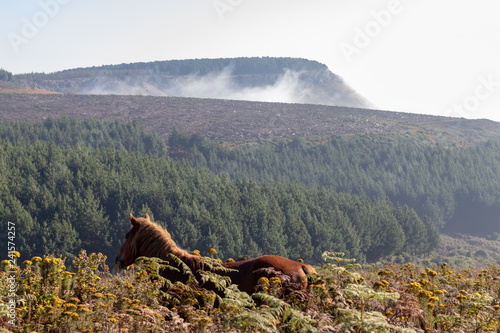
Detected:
left=145, top=213, right=150, bottom=221
left=130, top=213, right=140, bottom=227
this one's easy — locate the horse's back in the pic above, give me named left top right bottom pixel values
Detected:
left=257, top=255, right=316, bottom=283
left=223, top=254, right=316, bottom=293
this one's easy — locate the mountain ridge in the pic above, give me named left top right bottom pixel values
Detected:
left=14, top=57, right=371, bottom=108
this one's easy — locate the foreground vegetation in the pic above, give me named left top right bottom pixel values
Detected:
left=0, top=251, right=499, bottom=332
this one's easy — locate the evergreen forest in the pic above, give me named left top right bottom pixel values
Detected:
left=0, top=118, right=441, bottom=264
left=169, top=130, right=500, bottom=237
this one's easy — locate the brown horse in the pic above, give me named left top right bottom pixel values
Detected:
left=115, top=213, right=317, bottom=294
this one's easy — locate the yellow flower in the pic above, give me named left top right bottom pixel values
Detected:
left=120, top=297, right=132, bottom=305
left=425, top=268, right=438, bottom=277
left=31, top=256, right=42, bottom=262
left=77, top=305, right=92, bottom=314
left=191, top=250, right=201, bottom=256
left=408, top=282, right=422, bottom=290
left=269, top=277, right=281, bottom=286
left=104, top=293, right=117, bottom=300
left=374, top=280, right=389, bottom=289
left=208, top=248, right=217, bottom=255
left=193, top=317, right=212, bottom=326
left=257, top=277, right=270, bottom=286
left=11, top=251, right=20, bottom=258
left=63, top=311, right=79, bottom=320
left=92, top=293, right=105, bottom=299
left=420, top=278, right=431, bottom=286
left=23, top=260, right=32, bottom=266
left=51, top=296, right=65, bottom=307
left=418, top=290, right=434, bottom=299
left=225, top=258, right=235, bottom=263
left=428, top=296, right=439, bottom=303
left=298, top=258, right=303, bottom=263
left=65, top=303, right=78, bottom=311
left=52, top=258, right=61, bottom=264
left=1, top=260, right=9, bottom=266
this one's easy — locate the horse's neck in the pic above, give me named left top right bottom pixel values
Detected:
left=167, top=244, right=201, bottom=271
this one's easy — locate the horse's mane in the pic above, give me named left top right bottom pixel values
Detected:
left=134, top=220, right=193, bottom=262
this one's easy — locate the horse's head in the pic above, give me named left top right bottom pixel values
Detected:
left=115, top=213, right=151, bottom=269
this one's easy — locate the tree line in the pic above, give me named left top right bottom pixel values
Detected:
left=14, top=57, right=327, bottom=91
left=0, top=118, right=438, bottom=263
left=16, top=57, right=325, bottom=79
left=0, top=68, right=14, bottom=82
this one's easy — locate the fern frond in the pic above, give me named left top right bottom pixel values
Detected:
left=281, top=307, right=319, bottom=333
left=338, top=308, right=416, bottom=333
left=342, top=284, right=400, bottom=303
left=164, top=253, right=198, bottom=284
left=197, top=269, right=232, bottom=291
left=198, top=256, right=238, bottom=273
left=228, top=309, right=278, bottom=332
left=253, top=293, right=289, bottom=311
left=222, top=284, right=256, bottom=308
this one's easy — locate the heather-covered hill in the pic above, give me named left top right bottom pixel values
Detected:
left=1, top=93, right=500, bottom=145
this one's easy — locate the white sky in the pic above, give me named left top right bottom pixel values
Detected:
left=1, top=0, right=500, bottom=121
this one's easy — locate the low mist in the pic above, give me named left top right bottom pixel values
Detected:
left=83, top=67, right=370, bottom=108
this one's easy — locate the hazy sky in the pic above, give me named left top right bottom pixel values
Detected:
left=1, top=0, right=500, bottom=121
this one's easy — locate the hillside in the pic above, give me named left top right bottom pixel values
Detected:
left=0, top=118, right=439, bottom=264
left=14, top=57, right=370, bottom=108
left=0, top=80, right=58, bottom=95
left=2, top=97, right=500, bottom=240
left=2, top=94, right=500, bottom=146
